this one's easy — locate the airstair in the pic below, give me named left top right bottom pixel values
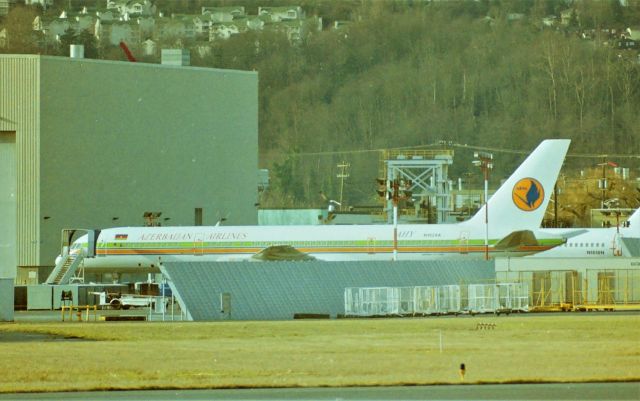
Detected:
left=45, top=253, right=84, bottom=284
left=45, top=228, right=98, bottom=285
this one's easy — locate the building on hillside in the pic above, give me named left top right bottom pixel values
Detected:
left=34, top=11, right=97, bottom=44
left=156, top=15, right=196, bottom=42
left=625, top=26, right=640, bottom=41
left=201, top=6, right=245, bottom=22
left=0, top=28, right=7, bottom=48
left=258, top=6, right=305, bottom=22
left=0, top=0, right=16, bottom=17
left=0, top=54, right=258, bottom=284
left=141, top=37, right=157, bottom=56
left=106, top=0, right=156, bottom=18
left=25, top=0, right=53, bottom=8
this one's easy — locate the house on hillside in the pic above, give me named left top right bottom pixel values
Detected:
left=25, top=0, right=53, bottom=8
left=141, top=38, right=156, bottom=56
left=258, top=6, right=305, bottom=22
left=333, top=20, right=351, bottom=30
left=108, top=20, right=139, bottom=46
left=560, top=8, right=578, bottom=26
left=246, top=18, right=265, bottom=32
left=193, top=15, right=213, bottom=37
left=41, top=13, right=72, bottom=42
left=542, top=15, right=557, bottom=27
left=202, top=6, right=245, bottom=22
left=624, top=27, right=640, bottom=41
left=157, top=16, right=196, bottom=42
left=264, top=17, right=321, bottom=44
left=95, top=12, right=152, bottom=45
left=209, top=22, right=242, bottom=40
left=0, top=27, right=7, bottom=48
left=194, top=44, right=212, bottom=58
left=107, top=0, right=156, bottom=17
left=137, top=16, right=155, bottom=37
left=96, top=10, right=117, bottom=23
left=74, top=13, right=95, bottom=32
left=0, top=0, right=17, bottom=17
left=35, top=11, right=99, bottom=44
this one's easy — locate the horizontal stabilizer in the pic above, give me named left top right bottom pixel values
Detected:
left=559, top=229, right=588, bottom=239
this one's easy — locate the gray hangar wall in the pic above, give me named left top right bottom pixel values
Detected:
left=0, top=55, right=258, bottom=280
left=161, top=260, right=495, bottom=321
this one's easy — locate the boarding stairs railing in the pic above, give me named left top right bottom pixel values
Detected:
left=46, top=253, right=84, bottom=285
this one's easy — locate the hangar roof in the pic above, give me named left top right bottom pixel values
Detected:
left=160, top=260, right=495, bottom=321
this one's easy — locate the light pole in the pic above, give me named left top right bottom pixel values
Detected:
left=336, top=161, right=350, bottom=211
left=391, top=178, right=399, bottom=261
left=473, top=152, right=493, bottom=260
left=597, top=160, right=618, bottom=209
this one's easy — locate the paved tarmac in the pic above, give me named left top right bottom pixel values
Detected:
left=10, top=307, right=186, bottom=323
left=0, top=382, right=638, bottom=401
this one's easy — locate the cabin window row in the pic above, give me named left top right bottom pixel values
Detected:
left=565, top=242, right=606, bottom=248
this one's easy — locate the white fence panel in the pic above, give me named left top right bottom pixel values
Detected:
left=468, top=284, right=497, bottom=313
left=496, top=282, right=529, bottom=312
left=415, top=286, right=439, bottom=314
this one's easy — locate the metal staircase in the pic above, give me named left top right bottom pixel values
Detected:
left=46, top=253, right=84, bottom=285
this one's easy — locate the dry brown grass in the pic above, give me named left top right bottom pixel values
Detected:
left=0, top=314, right=638, bottom=393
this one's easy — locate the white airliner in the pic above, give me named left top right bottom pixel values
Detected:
left=58, top=139, right=570, bottom=273
left=529, top=208, right=639, bottom=258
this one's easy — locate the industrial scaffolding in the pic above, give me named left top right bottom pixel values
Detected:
left=495, top=268, right=640, bottom=311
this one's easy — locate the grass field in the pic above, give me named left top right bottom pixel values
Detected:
left=0, top=314, right=638, bottom=393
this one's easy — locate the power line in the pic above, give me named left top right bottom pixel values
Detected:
left=285, top=142, right=640, bottom=159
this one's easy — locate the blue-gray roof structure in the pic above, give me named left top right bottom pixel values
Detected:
left=621, top=238, right=640, bottom=257
left=160, top=260, right=495, bottom=321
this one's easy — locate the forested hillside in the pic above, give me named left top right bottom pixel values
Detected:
left=186, top=1, right=640, bottom=209
left=2, top=0, right=639, bottom=212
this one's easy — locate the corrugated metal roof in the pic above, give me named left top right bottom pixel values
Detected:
left=160, top=260, right=495, bottom=321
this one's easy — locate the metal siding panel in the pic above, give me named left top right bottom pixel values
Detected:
left=3, top=55, right=259, bottom=278
left=163, top=260, right=495, bottom=321
left=0, top=278, right=14, bottom=321
left=36, top=57, right=258, bottom=271
left=0, top=56, right=40, bottom=270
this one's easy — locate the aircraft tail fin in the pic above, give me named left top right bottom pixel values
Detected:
left=462, top=139, right=570, bottom=235
left=627, top=208, right=640, bottom=228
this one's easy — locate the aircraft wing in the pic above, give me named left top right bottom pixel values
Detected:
left=250, top=245, right=316, bottom=261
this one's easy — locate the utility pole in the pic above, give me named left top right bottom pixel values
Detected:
left=600, top=158, right=607, bottom=209
left=337, top=161, right=350, bottom=211
left=392, top=178, right=399, bottom=262
left=473, top=152, right=493, bottom=261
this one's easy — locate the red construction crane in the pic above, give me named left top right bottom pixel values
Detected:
left=119, top=41, right=137, bottom=62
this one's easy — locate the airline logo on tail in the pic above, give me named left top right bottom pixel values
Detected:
left=512, top=178, right=544, bottom=211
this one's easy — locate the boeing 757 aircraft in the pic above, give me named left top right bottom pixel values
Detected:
left=529, top=207, right=639, bottom=258
left=50, top=139, right=570, bottom=279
